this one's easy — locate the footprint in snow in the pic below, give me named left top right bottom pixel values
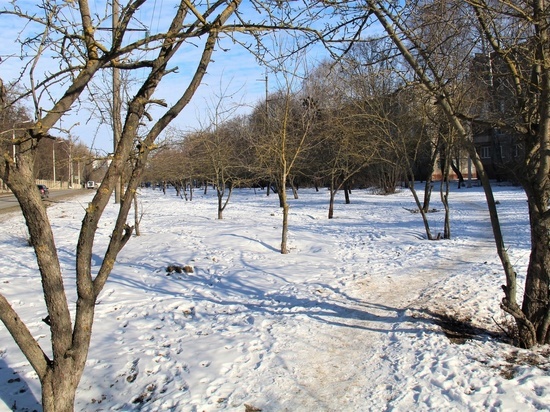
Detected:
left=124, top=358, right=139, bottom=383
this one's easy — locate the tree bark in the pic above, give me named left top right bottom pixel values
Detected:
left=408, top=179, right=434, bottom=240
left=328, top=187, right=336, bottom=219
left=522, top=200, right=550, bottom=343
left=134, top=191, right=141, bottom=236
left=344, top=183, right=351, bottom=204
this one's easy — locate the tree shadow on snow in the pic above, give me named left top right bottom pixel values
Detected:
left=0, top=357, right=41, bottom=411
left=408, top=307, right=504, bottom=344
left=91, top=253, right=506, bottom=343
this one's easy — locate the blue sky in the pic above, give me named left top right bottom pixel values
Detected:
left=0, top=1, right=332, bottom=153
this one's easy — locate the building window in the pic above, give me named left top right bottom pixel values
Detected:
left=500, top=145, right=506, bottom=159
left=480, top=146, right=491, bottom=159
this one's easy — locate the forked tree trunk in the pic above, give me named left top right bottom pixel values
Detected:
left=423, top=137, right=440, bottom=212
left=344, top=183, right=351, bottom=204
left=422, top=178, right=433, bottom=212
left=41, top=347, right=88, bottom=412
left=450, top=160, right=464, bottom=188
left=216, top=183, right=233, bottom=220
left=408, top=179, right=435, bottom=240
left=1, top=3, right=246, bottom=410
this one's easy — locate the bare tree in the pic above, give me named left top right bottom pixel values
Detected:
left=0, top=1, right=326, bottom=409
left=193, top=83, right=249, bottom=219
left=300, top=61, right=375, bottom=218
left=341, top=0, right=550, bottom=347
left=251, top=58, right=318, bottom=253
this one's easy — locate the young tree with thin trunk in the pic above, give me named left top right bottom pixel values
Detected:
left=193, top=83, right=249, bottom=220
left=253, top=58, right=317, bottom=253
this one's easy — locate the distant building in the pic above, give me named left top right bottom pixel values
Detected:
left=470, top=52, right=525, bottom=182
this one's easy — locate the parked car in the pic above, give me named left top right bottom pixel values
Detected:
left=86, top=181, right=96, bottom=189
left=37, top=184, right=49, bottom=199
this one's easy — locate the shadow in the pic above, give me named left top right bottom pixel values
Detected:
left=104, top=253, right=423, bottom=336
left=221, top=233, right=279, bottom=253
left=0, top=357, right=41, bottom=411
left=408, top=307, right=504, bottom=344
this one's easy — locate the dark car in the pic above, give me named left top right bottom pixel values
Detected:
left=37, top=184, right=49, bottom=199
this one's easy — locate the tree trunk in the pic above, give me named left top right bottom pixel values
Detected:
left=134, top=191, right=141, bottom=236
left=217, top=186, right=224, bottom=220
left=422, top=178, right=433, bottom=212
left=440, top=145, right=451, bottom=239
left=290, top=180, right=299, bottom=199
left=522, top=201, right=550, bottom=343
left=468, top=149, right=536, bottom=347
left=281, top=201, right=289, bottom=254
left=344, top=184, right=351, bottom=204
left=408, top=179, right=434, bottom=240
left=216, top=183, right=233, bottom=220
left=280, top=179, right=289, bottom=254
left=328, top=176, right=339, bottom=219
left=440, top=171, right=451, bottom=239
left=41, top=360, right=82, bottom=412
left=450, top=160, right=464, bottom=188
left=423, top=137, right=440, bottom=212
left=328, top=187, right=336, bottom=219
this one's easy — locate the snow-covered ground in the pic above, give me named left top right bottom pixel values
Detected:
left=0, top=183, right=548, bottom=411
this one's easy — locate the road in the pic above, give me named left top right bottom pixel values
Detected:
left=0, top=189, right=89, bottom=215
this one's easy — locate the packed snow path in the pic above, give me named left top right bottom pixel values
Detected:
left=0, top=186, right=548, bottom=411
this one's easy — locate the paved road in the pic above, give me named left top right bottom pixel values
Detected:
left=0, top=189, right=89, bottom=215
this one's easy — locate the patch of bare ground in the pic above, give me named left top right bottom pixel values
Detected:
left=499, top=347, right=550, bottom=380
left=421, top=309, right=501, bottom=344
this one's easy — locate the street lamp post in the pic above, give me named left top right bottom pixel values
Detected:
left=52, top=140, right=56, bottom=184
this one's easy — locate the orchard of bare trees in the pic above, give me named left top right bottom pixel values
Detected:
left=0, top=0, right=549, bottom=410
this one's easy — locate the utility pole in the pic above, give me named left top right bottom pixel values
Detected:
left=263, top=68, right=268, bottom=120
left=52, top=140, right=56, bottom=184
left=256, top=68, right=269, bottom=122
left=12, top=129, right=16, bottom=162
left=113, top=0, right=122, bottom=203
left=68, top=135, right=74, bottom=188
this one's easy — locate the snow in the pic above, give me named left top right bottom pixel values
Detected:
left=0, top=183, right=548, bottom=411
